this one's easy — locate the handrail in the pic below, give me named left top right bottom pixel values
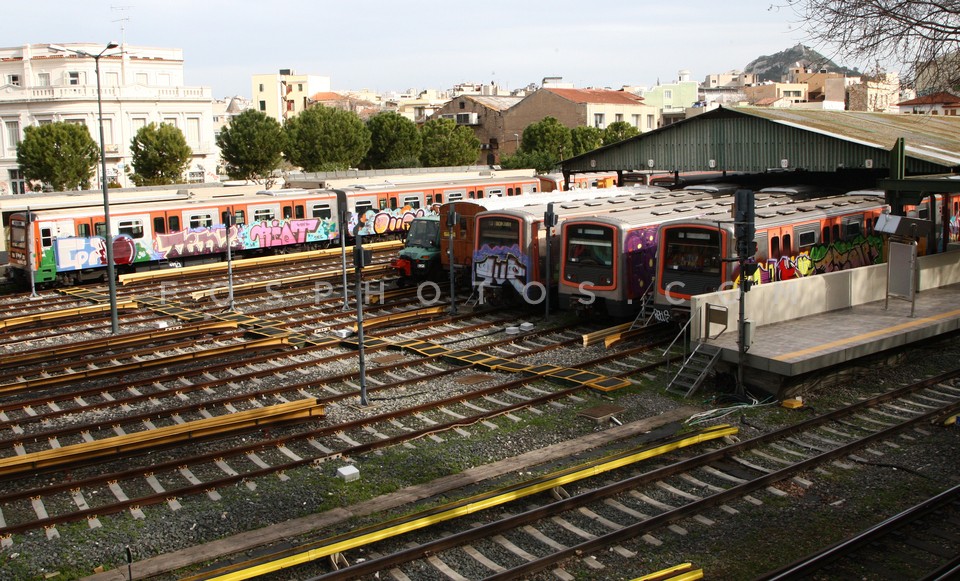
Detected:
left=662, top=305, right=698, bottom=371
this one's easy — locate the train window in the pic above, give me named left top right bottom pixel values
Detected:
left=169, top=216, right=180, bottom=232
left=402, top=195, right=420, bottom=209
left=771, top=236, right=780, bottom=258
left=355, top=201, right=373, bottom=216
left=379, top=199, right=388, bottom=210
left=295, top=205, right=305, bottom=219
left=918, top=206, right=929, bottom=220
left=40, top=227, right=53, bottom=247
left=118, top=220, right=144, bottom=239
left=832, top=224, right=840, bottom=242
left=477, top=217, right=520, bottom=247
left=822, top=226, right=830, bottom=244
left=567, top=226, right=614, bottom=267
left=95, top=222, right=106, bottom=237
left=426, top=195, right=434, bottom=205
left=154, top=217, right=166, bottom=234
left=843, top=218, right=862, bottom=240
left=447, top=192, right=464, bottom=202
left=508, top=188, right=515, bottom=196
left=10, top=220, right=26, bottom=245
left=77, top=224, right=91, bottom=238
left=234, top=211, right=246, bottom=225
left=389, top=197, right=398, bottom=210
left=782, top=234, right=792, bottom=255
left=282, top=206, right=293, bottom=219
left=468, top=190, right=476, bottom=199
left=487, top=188, right=504, bottom=198
left=311, top=204, right=332, bottom=220
left=189, top=213, right=214, bottom=228
left=798, top=231, right=817, bottom=250
left=663, top=229, right=721, bottom=273
left=252, top=209, right=274, bottom=222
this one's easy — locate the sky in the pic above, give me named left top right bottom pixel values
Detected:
left=6, top=0, right=834, bottom=99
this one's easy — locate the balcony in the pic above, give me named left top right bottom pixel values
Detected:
left=0, top=85, right=212, bottom=103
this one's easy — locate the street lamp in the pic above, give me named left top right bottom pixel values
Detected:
left=513, top=133, right=520, bottom=152
left=50, top=42, right=121, bottom=334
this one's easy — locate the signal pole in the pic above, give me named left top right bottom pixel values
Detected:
left=733, top=189, right=756, bottom=396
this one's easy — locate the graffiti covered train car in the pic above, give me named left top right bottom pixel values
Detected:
left=652, top=193, right=891, bottom=314
left=557, top=185, right=839, bottom=317
left=467, top=184, right=752, bottom=304
left=6, top=174, right=543, bottom=286
left=392, top=185, right=665, bottom=287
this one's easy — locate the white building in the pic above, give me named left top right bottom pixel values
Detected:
left=0, top=42, right=216, bottom=193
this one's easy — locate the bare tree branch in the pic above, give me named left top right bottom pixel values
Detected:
left=782, top=0, right=960, bottom=91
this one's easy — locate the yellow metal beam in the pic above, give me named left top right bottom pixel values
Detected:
left=0, top=301, right=139, bottom=331
left=189, top=263, right=393, bottom=301
left=0, top=337, right=289, bottom=396
left=120, top=240, right=403, bottom=285
left=357, top=306, right=447, bottom=331
left=0, top=399, right=324, bottom=477
left=582, top=322, right=633, bottom=347
left=203, top=424, right=736, bottom=581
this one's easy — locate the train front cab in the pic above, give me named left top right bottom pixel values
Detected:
left=559, top=221, right=616, bottom=314
left=472, top=212, right=532, bottom=303
left=655, top=224, right=726, bottom=315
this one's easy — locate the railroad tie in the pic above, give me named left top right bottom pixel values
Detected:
left=30, top=498, right=59, bottom=539
left=461, top=544, right=506, bottom=573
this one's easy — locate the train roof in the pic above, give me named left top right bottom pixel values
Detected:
left=658, top=194, right=889, bottom=231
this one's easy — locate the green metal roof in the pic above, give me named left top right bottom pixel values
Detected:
left=561, top=106, right=960, bottom=175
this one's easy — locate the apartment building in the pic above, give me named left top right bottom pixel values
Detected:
left=251, top=69, right=331, bottom=123
left=0, top=42, right=216, bottom=193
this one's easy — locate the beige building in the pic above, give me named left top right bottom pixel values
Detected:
left=251, top=69, right=330, bottom=123
left=847, top=73, right=903, bottom=113
left=742, top=82, right=808, bottom=106
left=0, top=42, right=216, bottom=192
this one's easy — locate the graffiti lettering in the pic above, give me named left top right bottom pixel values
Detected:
left=155, top=228, right=229, bottom=259
left=248, top=219, right=320, bottom=248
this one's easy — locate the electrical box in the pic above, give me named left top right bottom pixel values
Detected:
left=742, top=319, right=753, bottom=349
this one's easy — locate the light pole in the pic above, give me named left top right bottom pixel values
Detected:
left=513, top=133, right=520, bottom=153
left=50, top=42, right=120, bottom=334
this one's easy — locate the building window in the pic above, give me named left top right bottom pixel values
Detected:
left=68, top=72, right=80, bottom=85
left=7, top=75, right=20, bottom=87
left=5, top=121, right=19, bottom=148
left=459, top=101, right=466, bottom=109
left=259, top=83, right=264, bottom=92
left=37, top=73, right=50, bottom=86
left=8, top=169, right=25, bottom=195
left=186, top=117, right=201, bottom=146
left=646, top=114, right=654, bottom=129
left=132, top=117, right=147, bottom=132
left=593, top=113, right=605, bottom=128
left=632, top=114, right=640, bottom=128
left=664, top=89, right=673, bottom=100
left=297, top=84, right=302, bottom=91
left=135, top=72, right=148, bottom=85
left=163, top=117, right=178, bottom=128
left=105, top=72, right=119, bottom=86
left=259, top=100, right=266, bottom=111
left=615, top=114, right=623, bottom=123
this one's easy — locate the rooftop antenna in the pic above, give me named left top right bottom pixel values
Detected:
left=111, top=5, right=133, bottom=46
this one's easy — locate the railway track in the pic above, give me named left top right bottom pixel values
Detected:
left=757, top=482, right=960, bottom=580
left=183, top=371, right=960, bottom=580
left=0, top=300, right=672, bottom=542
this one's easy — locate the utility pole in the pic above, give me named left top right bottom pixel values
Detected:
left=353, top=225, right=372, bottom=406
left=447, top=204, right=458, bottom=315
left=543, top=203, right=558, bottom=318
left=733, top=189, right=756, bottom=396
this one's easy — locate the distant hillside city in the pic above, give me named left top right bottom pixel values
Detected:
left=0, top=41, right=956, bottom=194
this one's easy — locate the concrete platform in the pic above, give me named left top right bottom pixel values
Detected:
left=703, top=283, right=960, bottom=393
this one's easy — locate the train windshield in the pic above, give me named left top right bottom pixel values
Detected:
left=405, top=219, right=439, bottom=248
left=477, top=217, right=520, bottom=248
left=663, top=228, right=721, bottom=273
left=566, top=226, right=613, bottom=267
left=9, top=219, right=26, bottom=246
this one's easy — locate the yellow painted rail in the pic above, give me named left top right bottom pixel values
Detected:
left=202, top=424, right=736, bottom=581
left=189, top=263, right=393, bottom=301
left=632, top=563, right=704, bottom=581
left=0, top=337, right=290, bottom=396
left=0, top=320, right=239, bottom=367
left=120, top=240, right=403, bottom=285
left=0, top=301, right=139, bottom=331
left=0, top=398, right=325, bottom=477
left=357, top=306, right=447, bottom=331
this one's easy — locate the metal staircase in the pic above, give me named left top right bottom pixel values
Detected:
left=666, top=342, right=722, bottom=397
left=629, top=278, right=659, bottom=330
